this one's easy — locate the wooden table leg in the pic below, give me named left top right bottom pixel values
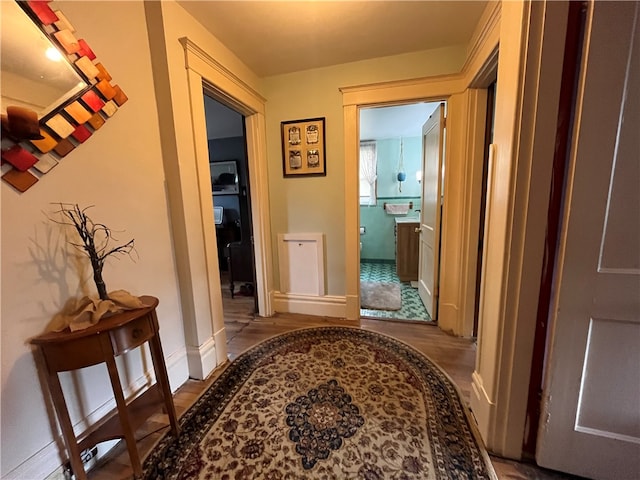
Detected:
left=44, top=369, right=87, bottom=480
left=149, top=312, right=180, bottom=436
left=105, top=356, right=142, bottom=478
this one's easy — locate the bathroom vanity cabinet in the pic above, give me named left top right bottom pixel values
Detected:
left=395, top=219, right=420, bottom=281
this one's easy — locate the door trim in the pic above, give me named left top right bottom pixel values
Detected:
left=182, top=37, right=274, bottom=316
left=340, top=11, right=499, bottom=331
left=175, top=37, right=273, bottom=378
left=522, top=0, right=587, bottom=456
left=470, top=0, right=572, bottom=458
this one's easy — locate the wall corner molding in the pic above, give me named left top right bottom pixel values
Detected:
left=179, top=37, right=266, bottom=110
left=461, top=1, right=501, bottom=81
left=470, top=370, right=496, bottom=441
left=165, top=345, right=189, bottom=391
left=186, top=336, right=218, bottom=380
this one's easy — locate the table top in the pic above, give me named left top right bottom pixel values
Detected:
left=30, top=296, right=159, bottom=345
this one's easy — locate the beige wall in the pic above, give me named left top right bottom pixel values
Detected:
left=2, top=0, right=270, bottom=475
left=262, top=46, right=467, bottom=295
left=0, top=0, right=509, bottom=476
left=0, top=2, right=186, bottom=477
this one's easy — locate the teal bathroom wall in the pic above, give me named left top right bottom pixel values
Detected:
left=375, top=136, right=422, bottom=198
left=360, top=136, right=422, bottom=261
left=360, top=198, right=421, bottom=260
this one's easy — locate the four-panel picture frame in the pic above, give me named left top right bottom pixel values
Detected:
left=281, top=117, right=326, bottom=177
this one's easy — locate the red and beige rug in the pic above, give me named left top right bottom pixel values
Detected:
left=143, top=327, right=496, bottom=479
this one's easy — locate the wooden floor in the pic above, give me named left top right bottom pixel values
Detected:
left=85, top=279, right=580, bottom=480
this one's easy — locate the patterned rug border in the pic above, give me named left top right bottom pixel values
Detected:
left=142, top=326, right=498, bottom=480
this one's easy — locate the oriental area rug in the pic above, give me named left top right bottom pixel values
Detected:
left=143, top=327, right=496, bottom=479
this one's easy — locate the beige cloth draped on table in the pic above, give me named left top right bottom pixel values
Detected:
left=46, top=290, right=150, bottom=332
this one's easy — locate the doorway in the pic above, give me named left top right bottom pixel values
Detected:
left=358, top=102, right=442, bottom=322
left=473, top=81, right=497, bottom=337
left=344, top=82, right=493, bottom=338
left=203, top=94, right=256, bottom=328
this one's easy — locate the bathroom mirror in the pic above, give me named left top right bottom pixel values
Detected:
left=0, top=1, right=88, bottom=119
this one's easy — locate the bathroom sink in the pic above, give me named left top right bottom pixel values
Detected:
left=395, top=216, right=420, bottom=224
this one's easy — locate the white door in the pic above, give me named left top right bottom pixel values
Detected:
left=418, top=104, right=445, bottom=319
left=537, top=3, right=640, bottom=479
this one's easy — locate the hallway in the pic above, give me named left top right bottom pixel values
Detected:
left=86, top=313, right=477, bottom=480
left=84, top=306, right=581, bottom=480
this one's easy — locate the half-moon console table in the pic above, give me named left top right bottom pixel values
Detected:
left=30, top=296, right=180, bottom=480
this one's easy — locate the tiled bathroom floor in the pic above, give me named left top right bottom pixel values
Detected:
left=360, top=261, right=432, bottom=322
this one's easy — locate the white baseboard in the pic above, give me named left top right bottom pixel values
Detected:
left=165, top=345, right=189, bottom=392
left=273, top=292, right=346, bottom=318
left=214, top=327, right=228, bottom=365
left=345, top=294, right=360, bottom=320
left=9, top=350, right=189, bottom=480
left=7, top=440, right=65, bottom=480
left=470, top=370, right=495, bottom=444
left=186, top=336, right=218, bottom=380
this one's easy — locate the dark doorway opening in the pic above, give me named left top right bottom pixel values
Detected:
left=473, top=81, right=496, bottom=337
left=203, top=93, right=257, bottom=318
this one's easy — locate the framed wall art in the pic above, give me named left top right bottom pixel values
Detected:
left=281, top=117, right=326, bottom=177
left=211, top=160, right=239, bottom=195
left=0, top=0, right=128, bottom=193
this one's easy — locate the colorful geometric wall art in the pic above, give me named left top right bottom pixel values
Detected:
left=0, top=0, right=128, bottom=193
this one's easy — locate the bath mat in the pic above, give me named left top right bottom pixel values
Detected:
left=360, top=281, right=401, bottom=310
left=142, top=327, right=497, bottom=479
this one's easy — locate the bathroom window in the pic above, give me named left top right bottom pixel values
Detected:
left=360, top=141, right=377, bottom=205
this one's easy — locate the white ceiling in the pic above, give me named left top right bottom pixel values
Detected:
left=196, top=1, right=486, bottom=140
left=360, top=102, right=440, bottom=140
left=177, top=1, right=488, bottom=77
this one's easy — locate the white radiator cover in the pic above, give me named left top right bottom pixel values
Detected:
left=277, top=233, right=325, bottom=296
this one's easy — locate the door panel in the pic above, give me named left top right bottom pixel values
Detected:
left=576, top=318, right=639, bottom=441
left=418, top=104, right=445, bottom=319
left=536, top=3, right=640, bottom=478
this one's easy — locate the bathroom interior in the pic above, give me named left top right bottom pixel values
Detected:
left=359, top=102, right=441, bottom=322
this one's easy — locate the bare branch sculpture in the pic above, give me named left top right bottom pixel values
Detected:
left=49, top=203, right=136, bottom=300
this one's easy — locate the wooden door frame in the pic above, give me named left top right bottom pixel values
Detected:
left=184, top=38, right=274, bottom=315
left=522, top=0, right=587, bottom=457
left=340, top=1, right=499, bottom=331
left=473, top=81, right=496, bottom=338
left=341, top=46, right=498, bottom=336
left=469, top=0, right=577, bottom=458
left=172, top=38, right=274, bottom=380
